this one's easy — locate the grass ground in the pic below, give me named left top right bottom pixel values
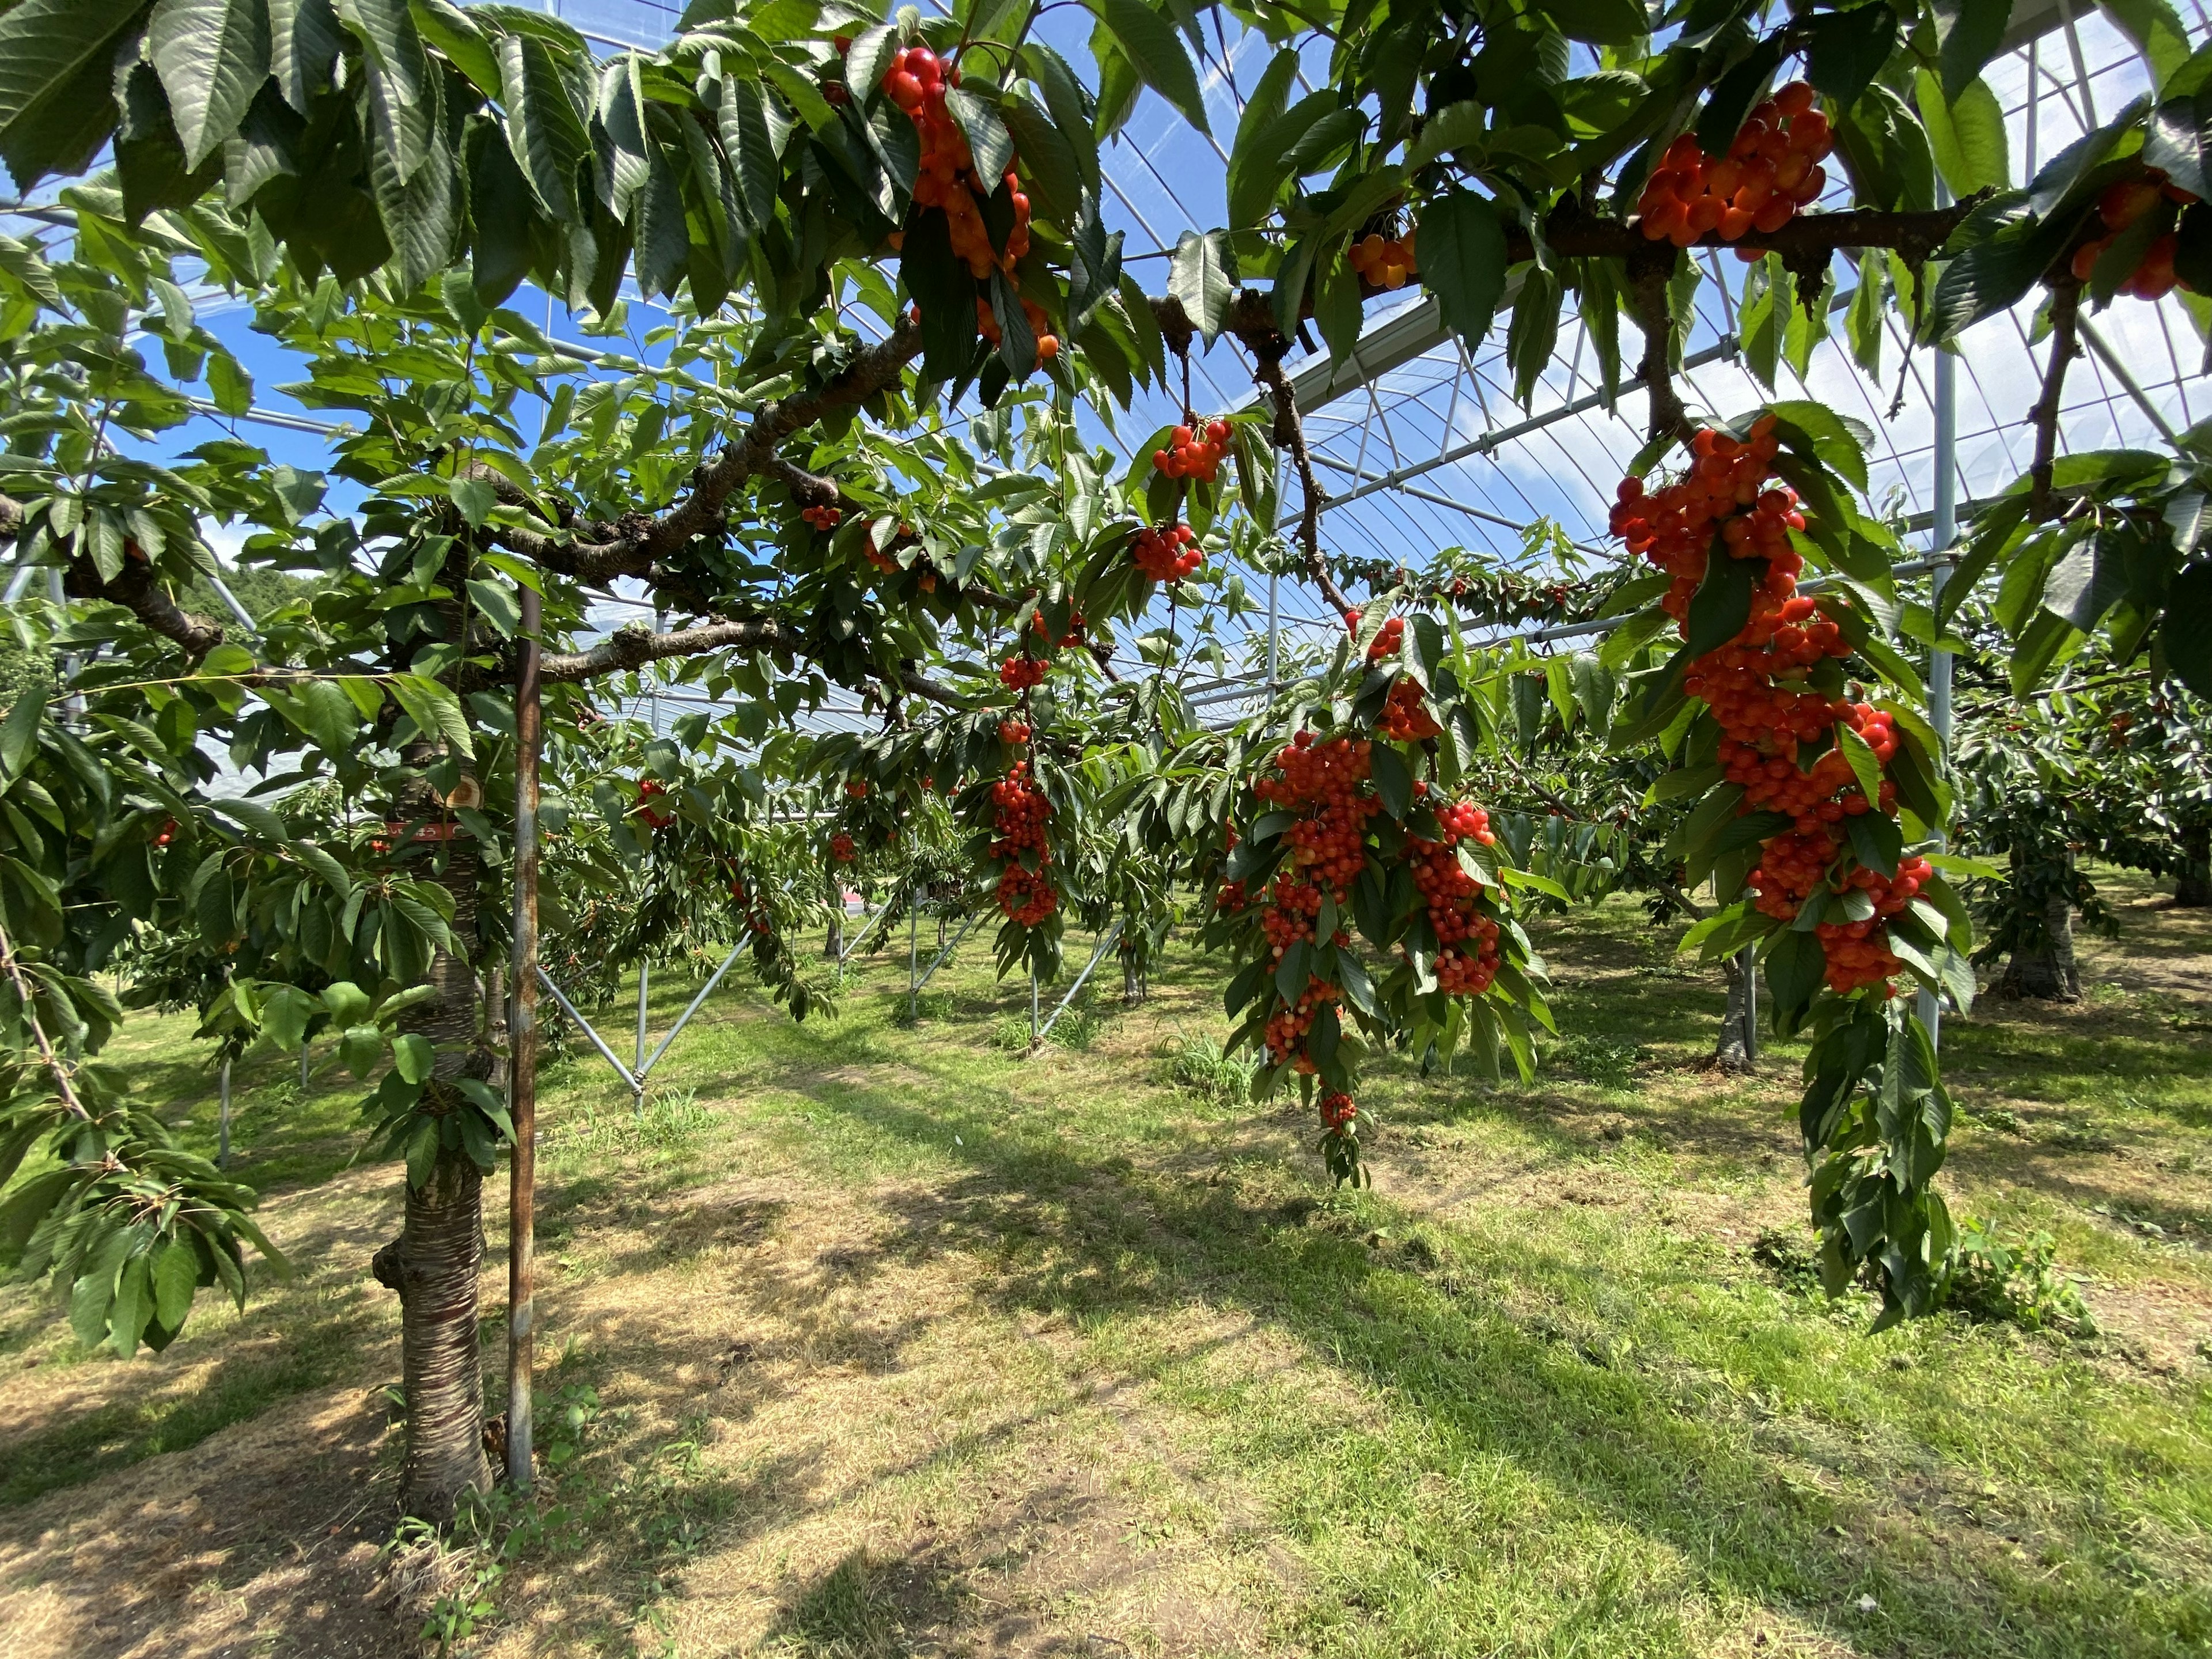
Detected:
left=1, top=873, right=2207, bottom=1658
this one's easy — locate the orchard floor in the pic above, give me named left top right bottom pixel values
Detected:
left=2, top=875, right=2210, bottom=1659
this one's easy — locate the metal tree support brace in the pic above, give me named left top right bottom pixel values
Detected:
left=535, top=934, right=752, bottom=1103
left=836, top=904, right=894, bottom=979
left=914, top=910, right=986, bottom=1002
left=1031, top=922, right=1125, bottom=1051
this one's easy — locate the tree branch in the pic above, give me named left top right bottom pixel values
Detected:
left=2029, top=281, right=2081, bottom=521
left=1237, top=314, right=1355, bottom=620
left=492, top=316, right=923, bottom=587
left=6, top=489, right=232, bottom=658
left=539, top=618, right=785, bottom=684
left=1626, top=248, right=1692, bottom=446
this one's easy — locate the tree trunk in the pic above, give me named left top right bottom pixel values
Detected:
left=1710, top=949, right=1755, bottom=1071
left=368, top=553, right=497, bottom=1520
left=372, top=1154, right=490, bottom=1519
left=2000, top=887, right=2081, bottom=1001
left=2177, top=820, right=2210, bottom=907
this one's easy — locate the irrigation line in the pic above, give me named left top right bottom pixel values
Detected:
left=1033, top=922, right=1125, bottom=1050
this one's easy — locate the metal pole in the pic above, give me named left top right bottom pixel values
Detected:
left=1030, top=961, right=1040, bottom=1051
left=1743, top=945, right=1757, bottom=1063
left=1919, top=305, right=1959, bottom=1052
left=637, top=938, right=748, bottom=1078
left=908, top=885, right=919, bottom=1022
left=506, top=582, right=543, bottom=1492
left=633, top=960, right=648, bottom=1117
left=1033, top=922, right=1124, bottom=1046
left=535, top=967, right=640, bottom=1093
left=300, top=1043, right=309, bottom=1090
left=217, top=1058, right=231, bottom=1168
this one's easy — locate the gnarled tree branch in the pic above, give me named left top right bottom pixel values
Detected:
left=2029, top=281, right=2081, bottom=521
left=539, top=618, right=785, bottom=684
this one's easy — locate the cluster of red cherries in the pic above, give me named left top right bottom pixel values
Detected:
left=1404, top=788, right=1503, bottom=997
left=1379, top=677, right=1441, bottom=741
left=1613, top=416, right=1918, bottom=996
left=998, top=655, right=1049, bottom=691
left=830, top=831, right=855, bottom=863
left=632, top=777, right=673, bottom=831
left=1637, top=81, right=1831, bottom=250
left=1133, top=522, right=1203, bottom=582
left=1347, top=609, right=1406, bottom=661
left=2069, top=172, right=2199, bottom=300
left=724, top=868, right=776, bottom=937
left=1750, top=829, right=1934, bottom=993
left=870, top=40, right=1058, bottom=360
left=998, top=718, right=1030, bottom=745
left=802, top=503, right=842, bottom=532
left=1153, top=419, right=1232, bottom=482
left=990, top=760, right=1056, bottom=926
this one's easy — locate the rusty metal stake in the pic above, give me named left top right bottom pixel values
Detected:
left=506, top=583, right=543, bottom=1491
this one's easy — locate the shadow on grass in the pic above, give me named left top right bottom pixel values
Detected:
left=706, top=1026, right=2208, bottom=1659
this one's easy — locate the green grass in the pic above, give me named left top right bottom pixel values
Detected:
left=3, top=881, right=2210, bottom=1656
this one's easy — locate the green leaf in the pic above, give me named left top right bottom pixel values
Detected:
left=1419, top=190, right=1508, bottom=350
left=151, top=1238, right=200, bottom=1331
left=271, top=0, right=344, bottom=113
left=1768, top=400, right=1871, bottom=495
left=903, top=206, right=979, bottom=382
left=1803, top=3, right=1899, bottom=109
left=2102, top=0, right=2193, bottom=93
left=1762, top=927, right=1827, bottom=1022
left=1934, top=0, right=2010, bottom=103
left=0, top=0, right=138, bottom=190
left=947, top=86, right=1015, bottom=185
left=388, top=673, right=474, bottom=759
left=346, top=0, right=431, bottom=186
left=1915, top=69, right=2009, bottom=197
left=2162, top=559, right=2212, bottom=696
left=1684, top=545, right=1756, bottom=658
left=1167, top=228, right=1234, bottom=343
left=499, top=33, right=588, bottom=220
left=0, top=692, right=41, bottom=781
left=391, top=1031, right=435, bottom=1084
left=1836, top=722, right=1884, bottom=805
left=1096, top=0, right=1210, bottom=136
left=340, top=1022, right=385, bottom=1080
left=1532, top=0, right=1647, bottom=46
left=149, top=0, right=273, bottom=171
left=207, top=348, right=253, bottom=416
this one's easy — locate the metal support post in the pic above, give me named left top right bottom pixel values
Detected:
left=536, top=967, right=641, bottom=1094
left=1029, top=961, right=1040, bottom=1050
left=217, top=1058, right=232, bottom=1168
left=914, top=910, right=984, bottom=996
left=637, top=940, right=748, bottom=1076
left=632, top=960, right=649, bottom=1116
left=908, top=887, right=919, bottom=1022
left=506, top=582, right=543, bottom=1491
left=1032, top=923, right=1125, bottom=1048
left=300, top=1043, right=310, bottom=1091
left=1919, top=319, right=1958, bottom=1052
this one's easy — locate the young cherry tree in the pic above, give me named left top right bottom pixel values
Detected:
left=5, top=0, right=2207, bottom=1508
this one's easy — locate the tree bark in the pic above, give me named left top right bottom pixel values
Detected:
left=1710, top=950, right=1756, bottom=1071
left=2177, top=820, right=2210, bottom=907
left=369, top=547, right=498, bottom=1519
left=2000, top=884, right=2081, bottom=1001
left=372, top=1154, right=491, bottom=1520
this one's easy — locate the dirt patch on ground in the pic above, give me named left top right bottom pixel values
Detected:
left=0, top=1384, right=406, bottom=1659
